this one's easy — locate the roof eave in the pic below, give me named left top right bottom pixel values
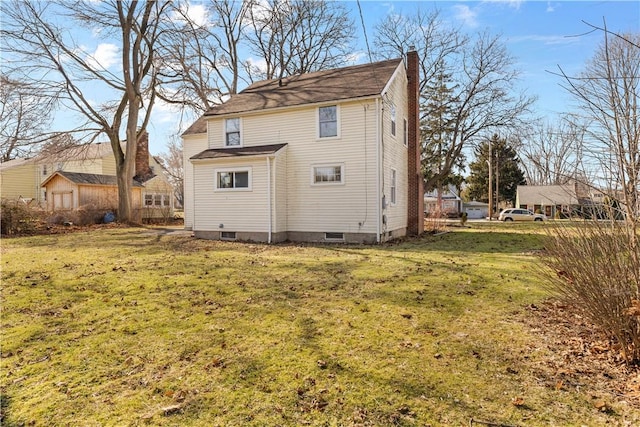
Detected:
left=202, top=94, right=383, bottom=119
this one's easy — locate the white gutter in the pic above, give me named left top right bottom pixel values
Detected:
left=267, top=156, right=272, bottom=244
left=375, top=97, right=381, bottom=243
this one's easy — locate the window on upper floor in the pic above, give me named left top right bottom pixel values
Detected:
left=312, top=164, right=343, bottom=184
left=216, top=168, right=251, bottom=190
left=225, top=118, right=241, bottom=147
left=390, top=104, right=396, bottom=137
left=318, top=105, right=338, bottom=138
left=42, top=165, right=47, bottom=176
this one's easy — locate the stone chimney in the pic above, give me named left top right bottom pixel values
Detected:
left=134, top=130, right=153, bottom=182
left=406, top=50, right=424, bottom=236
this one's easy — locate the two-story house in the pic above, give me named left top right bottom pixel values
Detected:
left=0, top=132, right=174, bottom=220
left=182, top=52, right=423, bottom=243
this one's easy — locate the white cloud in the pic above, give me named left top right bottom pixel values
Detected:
left=452, top=5, right=479, bottom=28
left=483, top=0, right=525, bottom=9
left=546, top=2, right=556, bottom=12
left=172, top=2, right=209, bottom=27
left=245, top=57, right=268, bottom=76
left=86, top=43, right=119, bottom=69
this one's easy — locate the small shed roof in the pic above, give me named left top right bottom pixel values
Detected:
left=191, top=143, right=288, bottom=160
left=41, top=171, right=143, bottom=188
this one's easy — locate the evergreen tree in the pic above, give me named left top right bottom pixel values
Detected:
left=466, top=134, right=526, bottom=206
left=420, top=62, right=464, bottom=194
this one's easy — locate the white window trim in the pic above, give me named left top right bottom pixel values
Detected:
left=390, top=168, right=397, bottom=205
left=214, top=167, right=252, bottom=191
left=223, top=117, right=242, bottom=147
left=316, top=105, right=341, bottom=140
left=403, top=118, right=408, bottom=147
left=311, top=163, right=345, bottom=186
left=390, top=104, right=397, bottom=138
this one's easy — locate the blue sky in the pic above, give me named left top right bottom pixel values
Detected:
left=352, top=0, right=640, bottom=120
left=39, top=1, right=640, bottom=155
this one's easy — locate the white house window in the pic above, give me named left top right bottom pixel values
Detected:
left=216, top=168, right=251, bottom=190
left=390, top=104, right=396, bottom=137
left=403, top=118, right=408, bottom=146
left=313, top=165, right=343, bottom=184
left=318, top=105, right=338, bottom=138
left=391, top=169, right=397, bottom=205
left=42, top=165, right=48, bottom=176
left=225, top=118, right=241, bottom=147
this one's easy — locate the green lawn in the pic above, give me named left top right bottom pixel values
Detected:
left=1, top=223, right=637, bottom=426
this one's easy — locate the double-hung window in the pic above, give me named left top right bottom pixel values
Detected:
left=403, top=118, right=408, bottom=146
left=318, top=105, right=338, bottom=138
left=216, top=168, right=251, bottom=190
left=390, top=169, right=397, bottom=205
left=390, top=104, right=397, bottom=137
left=225, top=118, right=241, bottom=147
left=312, top=164, right=343, bottom=185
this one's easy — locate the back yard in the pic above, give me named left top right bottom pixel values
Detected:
left=1, top=223, right=639, bottom=426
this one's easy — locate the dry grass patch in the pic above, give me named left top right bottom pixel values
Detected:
left=1, top=223, right=639, bottom=426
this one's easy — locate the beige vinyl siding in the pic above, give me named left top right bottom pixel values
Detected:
left=183, top=134, right=209, bottom=229
left=101, top=155, right=117, bottom=176
left=211, top=101, right=378, bottom=234
left=0, top=162, right=39, bottom=201
left=193, top=157, right=269, bottom=232
left=274, top=150, right=287, bottom=233
left=381, top=66, right=409, bottom=233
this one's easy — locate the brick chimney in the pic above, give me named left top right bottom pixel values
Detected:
left=134, top=130, right=152, bottom=182
left=406, top=49, right=424, bottom=236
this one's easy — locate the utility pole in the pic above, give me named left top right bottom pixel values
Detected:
left=487, top=138, right=493, bottom=221
left=495, top=153, right=499, bottom=212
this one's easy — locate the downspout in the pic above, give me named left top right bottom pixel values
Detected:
left=375, top=98, right=381, bottom=243
left=191, top=160, right=196, bottom=231
left=267, top=156, right=272, bottom=244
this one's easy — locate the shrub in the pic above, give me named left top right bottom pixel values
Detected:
left=1, top=200, right=43, bottom=235
left=539, top=220, right=640, bottom=364
left=460, top=212, right=468, bottom=226
left=424, top=209, right=446, bottom=234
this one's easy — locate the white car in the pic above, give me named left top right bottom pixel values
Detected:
left=498, top=208, right=546, bottom=222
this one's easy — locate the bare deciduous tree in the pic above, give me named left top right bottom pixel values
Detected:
left=157, top=0, right=252, bottom=115
left=557, top=26, right=639, bottom=240
left=1, top=0, right=170, bottom=223
left=246, top=0, right=356, bottom=82
left=518, top=117, right=586, bottom=186
left=374, top=10, right=535, bottom=191
left=157, top=136, right=184, bottom=208
left=0, top=75, right=56, bottom=161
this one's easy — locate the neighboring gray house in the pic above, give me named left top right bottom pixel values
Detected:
left=424, top=185, right=462, bottom=217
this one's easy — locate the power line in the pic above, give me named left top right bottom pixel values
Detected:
left=356, top=0, right=374, bottom=64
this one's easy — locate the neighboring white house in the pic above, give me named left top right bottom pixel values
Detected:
left=515, top=185, right=579, bottom=218
left=183, top=53, right=423, bottom=243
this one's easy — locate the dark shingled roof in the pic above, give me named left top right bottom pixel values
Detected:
left=46, top=171, right=144, bottom=187
left=183, top=58, right=403, bottom=135
left=191, top=143, right=287, bottom=160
